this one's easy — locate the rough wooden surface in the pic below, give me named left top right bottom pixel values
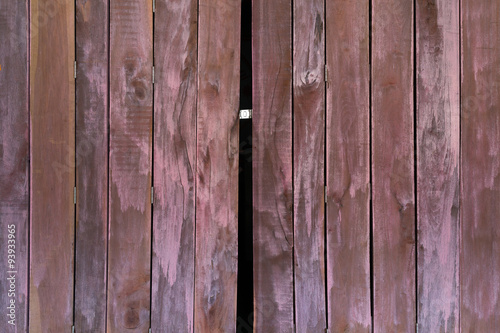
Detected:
left=29, top=0, right=75, bottom=331
left=293, top=0, right=326, bottom=331
left=325, top=0, right=371, bottom=331
left=252, top=0, right=294, bottom=331
left=107, top=0, right=153, bottom=331
left=151, top=0, right=197, bottom=331
left=416, top=0, right=460, bottom=331
left=74, top=0, right=109, bottom=331
left=0, top=0, right=29, bottom=331
left=194, top=0, right=240, bottom=331
left=371, top=0, right=416, bottom=331
left=461, top=0, right=500, bottom=330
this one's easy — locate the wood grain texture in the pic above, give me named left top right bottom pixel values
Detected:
left=325, top=0, right=371, bottom=331
left=194, top=0, right=240, bottom=331
left=29, top=0, right=75, bottom=331
left=0, top=0, right=29, bottom=331
left=74, top=0, right=109, bottom=331
left=461, top=0, right=500, bottom=330
left=252, top=0, right=294, bottom=331
left=293, top=0, right=326, bottom=331
left=107, top=0, right=152, bottom=331
left=371, top=0, right=416, bottom=331
left=151, top=0, right=197, bottom=331
left=416, top=0, right=460, bottom=331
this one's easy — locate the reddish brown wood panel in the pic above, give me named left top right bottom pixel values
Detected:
left=29, top=0, right=75, bottom=331
left=461, top=0, right=500, bottom=330
left=325, top=0, right=371, bottom=331
left=0, top=0, right=29, bottom=331
left=107, top=0, right=153, bottom=331
left=416, top=0, right=460, bottom=331
left=74, top=0, right=109, bottom=331
left=252, top=0, right=294, bottom=331
left=151, top=0, right=197, bottom=330
left=194, top=0, right=240, bottom=331
left=372, top=0, right=416, bottom=331
left=293, top=0, right=326, bottom=331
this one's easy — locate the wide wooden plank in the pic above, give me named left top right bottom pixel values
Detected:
left=371, top=0, right=416, bottom=331
left=293, top=0, right=326, bottom=331
left=252, top=0, right=294, bottom=331
left=416, top=0, right=460, bottom=331
left=107, top=0, right=153, bottom=331
left=151, top=0, right=197, bottom=330
left=194, top=0, right=240, bottom=331
left=461, top=0, right=500, bottom=330
left=325, top=0, right=371, bottom=331
left=29, top=0, right=75, bottom=330
left=0, top=0, right=29, bottom=331
left=74, top=0, right=109, bottom=331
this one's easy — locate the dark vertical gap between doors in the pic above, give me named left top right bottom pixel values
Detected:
left=149, top=0, right=155, bottom=329
left=236, top=0, right=253, bottom=331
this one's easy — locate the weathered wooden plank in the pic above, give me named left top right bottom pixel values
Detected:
left=107, top=0, right=153, bottom=331
left=461, top=0, right=500, bottom=330
left=372, top=0, right=416, bottom=331
left=74, top=0, right=109, bottom=331
left=293, top=0, right=326, bottom=331
left=0, top=0, right=29, bottom=331
left=151, top=0, right=197, bottom=330
left=194, top=0, right=240, bottom=331
left=29, top=0, right=75, bottom=330
left=416, top=0, right=460, bottom=331
left=252, top=0, right=294, bottom=331
left=325, top=0, right=371, bottom=331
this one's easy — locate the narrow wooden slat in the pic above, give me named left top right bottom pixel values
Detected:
left=107, top=0, right=152, bottom=331
left=416, top=0, right=460, bottom=331
left=194, top=0, right=240, bottom=331
left=29, top=0, right=75, bottom=330
left=293, top=0, right=326, bottom=331
left=325, top=0, right=371, bottom=331
left=372, top=0, right=416, bottom=331
left=252, top=0, right=294, bottom=330
left=151, top=0, right=197, bottom=330
left=0, top=0, right=29, bottom=331
left=461, top=0, right=500, bottom=330
left=74, top=0, right=109, bottom=330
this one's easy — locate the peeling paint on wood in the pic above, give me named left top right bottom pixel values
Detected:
left=252, top=0, right=294, bottom=330
left=74, top=0, right=109, bottom=331
left=372, top=0, right=416, bottom=331
left=326, top=0, right=371, bottom=331
left=151, top=0, right=197, bottom=330
left=194, top=0, right=241, bottom=331
left=293, top=0, right=326, bottom=331
left=416, top=0, right=460, bottom=331
left=107, top=0, right=153, bottom=331
left=461, top=0, right=500, bottom=330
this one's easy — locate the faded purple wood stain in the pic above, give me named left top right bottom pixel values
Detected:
left=252, top=0, right=294, bottom=331
left=107, top=0, right=153, bottom=331
left=372, top=0, right=416, bottom=331
left=326, top=0, right=371, bottom=331
left=29, top=0, right=76, bottom=331
left=194, top=0, right=240, bottom=331
left=293, top=0, right=326, bottom=331
left=461, top=0, right=500, bottom=330
left=151, top=0, right=197, bottom=331
left=0, top=0, right=29, bottom=332
left=416, top=0, right=460, bottom=331
left=75, top=0, right=109, bottom=331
